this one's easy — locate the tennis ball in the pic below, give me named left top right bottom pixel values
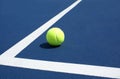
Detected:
left=46, top=27, right=65, bottom=46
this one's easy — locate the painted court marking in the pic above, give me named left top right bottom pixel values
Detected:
left=0, top=0, right=81, bottom=58
left=0, top=57, right=120, bottom=79
left=0, top=0, right=120, bottom=78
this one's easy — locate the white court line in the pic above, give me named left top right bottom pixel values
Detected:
left=0, top=57, right=120, bottom=79
left=0, top=0, right=82, bottom=58
left=0, top=0, right=120, bottom=78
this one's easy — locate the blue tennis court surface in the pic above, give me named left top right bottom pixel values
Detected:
left=0, top=0, right=120, bottom=79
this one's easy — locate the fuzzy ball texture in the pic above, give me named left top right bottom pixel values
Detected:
left=46, top=27, right=65, bottom=46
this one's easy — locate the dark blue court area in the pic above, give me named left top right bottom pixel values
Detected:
left=17, top=0, right=120, bottom=68
left=0, top=0, right=120, bottom=79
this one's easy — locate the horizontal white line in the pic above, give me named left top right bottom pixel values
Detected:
left=1, top=0, right=119, bottom=78
left=0, top=57, right=120, bottom=79
left=0, top=0, right=82, bottom=58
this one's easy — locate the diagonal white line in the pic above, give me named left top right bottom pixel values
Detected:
left=1, top=0, right=120, bottom=78
left=0, top=57, right=120, bottom=79
left=0, top=0, right=82, bottom=58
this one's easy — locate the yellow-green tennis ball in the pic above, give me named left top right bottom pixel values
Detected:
left=46, top=27, right=65, bottom=46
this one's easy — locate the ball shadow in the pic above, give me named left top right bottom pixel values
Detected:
left=40, top=42, right=60, bottom=49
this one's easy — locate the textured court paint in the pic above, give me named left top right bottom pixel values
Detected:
left=0, top=57, right=120, bottom=79
left=0, top=0, right=81, bottom=57
left=1, top=0, right=120, bottom=78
